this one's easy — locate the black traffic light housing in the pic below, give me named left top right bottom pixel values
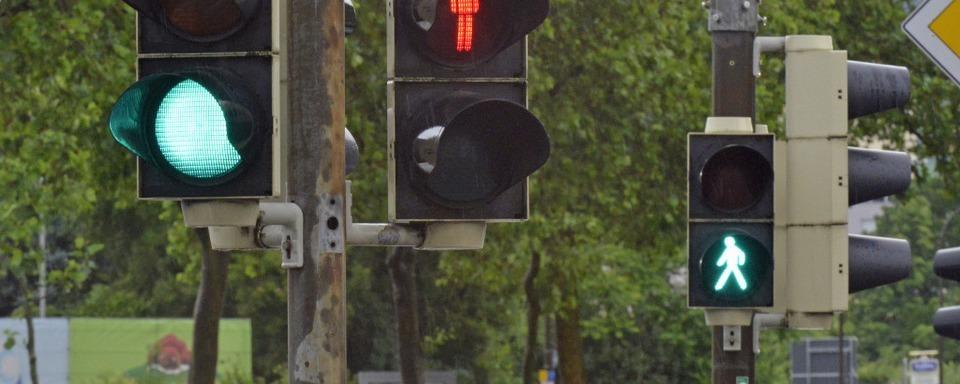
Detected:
left=389, top=0, right=551, bottom=222
left=688, top=133, right=775, bottom=308
left=111, top=0, right=276, bottom=200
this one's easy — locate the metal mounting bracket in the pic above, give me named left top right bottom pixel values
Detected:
left=345, top=181, right=424, bottom=247
left=752, top=313, right=786, bottom=354
left=258, top=202, right=304, bottom=269
left=752, top=36, right=785, bottom=77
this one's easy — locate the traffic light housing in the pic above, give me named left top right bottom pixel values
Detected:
left=388, top=0, right=551, bottom=222
left=109, top=0, right=278, bottom=199
left=687, top=120, right=775, bottom=308
left=933, top=247, right=960, bottom=340
left=780, top=36, right=911, bottom=327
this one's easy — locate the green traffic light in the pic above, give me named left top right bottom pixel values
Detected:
left=108, top=72, right=258, bottom=186
left=155, top=79, right=241, bottom=179
left=700, top=233, right=771, bottom=301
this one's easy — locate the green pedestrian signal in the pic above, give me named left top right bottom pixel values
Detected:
left=714, top=236, right=748, bottom=292
left=699, top=232, right=772, bottom=303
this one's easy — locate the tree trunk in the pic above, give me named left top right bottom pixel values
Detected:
left=556, top=284, right=585, bottom=384
left=189, top=228, right=230, bottom=384
left=24, top=304, right=38, bottom=384
left=523, top=251, right=542, bottom=384
left=387, top=247, right=422, bottom=384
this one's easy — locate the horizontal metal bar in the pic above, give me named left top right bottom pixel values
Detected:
left=347, top=223, right=424, bottom=247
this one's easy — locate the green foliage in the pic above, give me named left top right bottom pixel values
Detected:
left=0, top=0, right=128, bottom=317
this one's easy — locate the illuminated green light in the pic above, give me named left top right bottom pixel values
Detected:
left=155, top=79, right=241, bottom=179
left=700, top=233, right=771, bottom=302
left=713, top=236, right=748, bottom=292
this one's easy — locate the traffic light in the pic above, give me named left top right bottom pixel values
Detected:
left=687, top=119, right=775, bottom=308
left=388, top=0, right=551, bottom=222
left=108, top=0, right=278, bottom=199
left=781, top=35, right=912, bottom=326
left=933, top=247, right=960, bottom=339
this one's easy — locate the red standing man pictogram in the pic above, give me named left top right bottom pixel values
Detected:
left=450, top=0, right=480, bottom=52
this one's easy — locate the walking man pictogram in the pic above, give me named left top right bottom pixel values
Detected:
left=714, top=236, right=748, bottom=291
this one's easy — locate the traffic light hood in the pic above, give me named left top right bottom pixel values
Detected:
left=934, top=306, right=960, bottom=340
left=848, top=234, right=911, bottom=293
left=414, top=99, right=550, bottom=208
left=848, top=61, right=910, bottom=119
left=109, top=71, right=265, bottom=186
left=848, top=147, right=911, bottom=206
left=934, top=247, right=960, bottom=281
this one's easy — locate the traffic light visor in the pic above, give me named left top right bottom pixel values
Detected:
left=425, top=99, right=549, bottom=207
left=934, top=306, right=960, bottom=340
left=109, top=72, right=259, bottom=186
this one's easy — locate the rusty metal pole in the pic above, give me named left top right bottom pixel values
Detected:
left=707, top=0, right=760, bottom=383
left=285, top=0, right=347, bottom=382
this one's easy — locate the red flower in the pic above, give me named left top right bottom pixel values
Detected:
left=147, top=334, right=192, bottom=371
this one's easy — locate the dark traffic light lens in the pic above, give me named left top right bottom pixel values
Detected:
left=159, top=0, right=253, bottom=41
left=700, top=146, right=772, bottom=212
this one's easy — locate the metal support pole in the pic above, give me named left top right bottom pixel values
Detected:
left=838, top=313, right=845, bottom=384
left=38, top=223, right=47, bottom=319
left=286, top=0, right=347, bottom=382
left=707, top=0, right=760, bottom=382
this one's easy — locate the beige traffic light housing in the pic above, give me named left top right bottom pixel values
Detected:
left=780, top=35, right=849, bottom=329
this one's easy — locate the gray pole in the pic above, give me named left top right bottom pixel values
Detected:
left=285, top=0, right=347, bottom=383
left=839, top=313, right=845, bottom=384
left=707, top=0, right=759, bottom=382
left=38, top=223, right=46, bottom=319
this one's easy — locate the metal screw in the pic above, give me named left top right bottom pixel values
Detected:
left=742, top=1, right=751, bottom=9
left=712, top=13, right=721, bottom=22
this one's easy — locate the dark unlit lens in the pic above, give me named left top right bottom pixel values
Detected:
left=160, top=0, right=244, bottom=38
left=700, top=146, right=771, bottom=212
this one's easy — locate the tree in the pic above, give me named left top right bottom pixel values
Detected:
left=0, top=0, right=130, bottom=379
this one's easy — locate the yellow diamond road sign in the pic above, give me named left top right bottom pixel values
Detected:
left=904, top=0, right=960, bottom=86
